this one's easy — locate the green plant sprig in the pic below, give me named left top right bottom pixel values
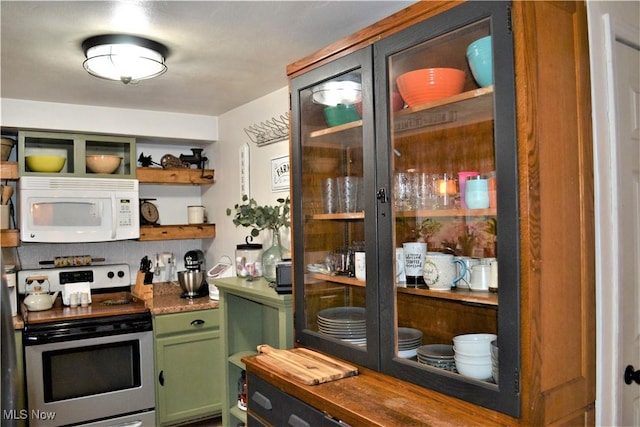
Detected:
left=226, top=195, right=290, bottom=238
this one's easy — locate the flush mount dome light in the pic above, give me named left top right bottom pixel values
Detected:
left=82, top=34, right=168, bottom=84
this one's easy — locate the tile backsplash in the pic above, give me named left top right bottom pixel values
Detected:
left=14, top=240, right=207, bottom=284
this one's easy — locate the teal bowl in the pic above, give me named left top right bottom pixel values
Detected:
left=323, top=104, right=360, bottom=127
left=466, top=36, right=493, bottom=87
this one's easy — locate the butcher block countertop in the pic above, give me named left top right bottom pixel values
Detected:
left=148, top=281, right=218, bottom=314
left=13, top=315, right=24, bottom=330
left=21, top=291, right=149, bottom=325
left=14, top=281, right=217, bottom=329
left=243, top=352, right=516, bottom=426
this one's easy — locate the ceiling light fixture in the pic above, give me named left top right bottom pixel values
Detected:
left=82, top=34, right=168, bottom=84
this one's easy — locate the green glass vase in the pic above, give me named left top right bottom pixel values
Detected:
left=262, top=230, right=289, bottom=282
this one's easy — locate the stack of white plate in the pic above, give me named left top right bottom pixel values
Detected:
left=317, top=306, right=366, bottom=347
left=397, top=327, right=423, bottom=358
left=417, top=344, right=456, bottom=371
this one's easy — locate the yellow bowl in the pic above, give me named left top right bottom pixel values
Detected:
left=25, top=155, right=66, bottom=173
left=86, top=155, right=122, bottom=174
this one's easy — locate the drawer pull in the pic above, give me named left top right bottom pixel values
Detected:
left=251, top=391, right=272, bottom=410
left=190, top=319, right=205, bottom=327
left=288, top=414, right=311, bottom=427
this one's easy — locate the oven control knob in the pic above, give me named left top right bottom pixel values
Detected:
left=107, top=271, right=115, bottom=279
left=118, top=270, right=125, bottom=278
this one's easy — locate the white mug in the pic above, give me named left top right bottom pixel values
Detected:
left=354, top=252, right=366, bottom=281
left=187, top=205, right=206, bottom=224
left=489, top=260, right=498, bottom=292
left=469, top=264, right=491, bottom=291
left=403, top=242, right=427, bottom=286
left=453, top=256, right=480, bottom=289
left=423, top=252, right=466, bottom=291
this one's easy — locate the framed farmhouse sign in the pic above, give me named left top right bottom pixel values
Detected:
left=271, top=155, right=290, bottom=192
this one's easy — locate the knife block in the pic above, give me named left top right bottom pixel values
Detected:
left=132, top=271, right=153, bottom=301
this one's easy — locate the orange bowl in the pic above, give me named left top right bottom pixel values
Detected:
left=396, top=68, right=466, bottom=107
left=86, top=155, right=122, bottom=174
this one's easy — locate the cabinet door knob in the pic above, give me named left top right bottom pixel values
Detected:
left=625, top=365, right=640, bottom=385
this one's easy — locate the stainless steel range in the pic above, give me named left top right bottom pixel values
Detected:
left=18, top=264, right=155, bottom=427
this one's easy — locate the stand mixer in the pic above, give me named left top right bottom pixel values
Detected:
left=179, top=250, right=208, bottom=298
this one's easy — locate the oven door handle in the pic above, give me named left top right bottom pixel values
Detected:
left=159, top=370, right=164, bottom=386
left=108, top=421, right=143, bottom=427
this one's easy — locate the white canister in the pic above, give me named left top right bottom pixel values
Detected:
left=187, top=205, right=206, bottom=224
left=235, top=241, right=263, bottom=279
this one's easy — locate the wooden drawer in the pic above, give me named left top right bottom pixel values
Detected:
left=153, top=309, right=219, bottom=336
left=247, top=373, right=344, bottom=427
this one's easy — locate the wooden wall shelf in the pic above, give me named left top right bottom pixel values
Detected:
left=138, top=224, right=216, bottom=241
left=137, top=167, right=215, bottom=185
left=0, top=230, right=19, bottom=247
left=0, top=162, right=19, bottom=180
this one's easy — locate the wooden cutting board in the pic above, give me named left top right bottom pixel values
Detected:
left=255, top=345, right=359, bottom=385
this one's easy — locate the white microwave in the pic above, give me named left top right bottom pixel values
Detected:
left=19, top=176, right=139, bottom=243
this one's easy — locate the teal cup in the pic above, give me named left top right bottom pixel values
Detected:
left=466, top=36, right=493, bottom=87
left=465, top=178, right=490, bottom=209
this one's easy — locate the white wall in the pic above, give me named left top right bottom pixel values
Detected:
left=203, top=87, right=290, bottom=271
left=1, top=98, right=218, bottom=142
left=2, top=91, right=289, bottom=281
left=2, top=99, right=220, bottom=281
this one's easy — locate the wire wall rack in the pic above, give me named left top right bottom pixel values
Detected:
left=244, top=112, right=290, bottom=147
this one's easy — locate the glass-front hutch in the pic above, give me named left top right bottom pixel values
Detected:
left=291, top=1, right=520, bottom=416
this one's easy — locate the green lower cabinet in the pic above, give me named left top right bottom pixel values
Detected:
left=153, top=309, right=223, bottom=426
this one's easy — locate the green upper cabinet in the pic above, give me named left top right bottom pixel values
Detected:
left=18, top=130, right=136, bottom=178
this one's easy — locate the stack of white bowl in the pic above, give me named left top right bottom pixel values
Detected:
left=452, top=333, right=497, bottom=381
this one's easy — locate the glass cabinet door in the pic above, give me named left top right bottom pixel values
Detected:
left=292, top=1, right=521, bottom=416
left=291, top=47, right=379, bottom=370
left=376, top=1, right=520, bottom=416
